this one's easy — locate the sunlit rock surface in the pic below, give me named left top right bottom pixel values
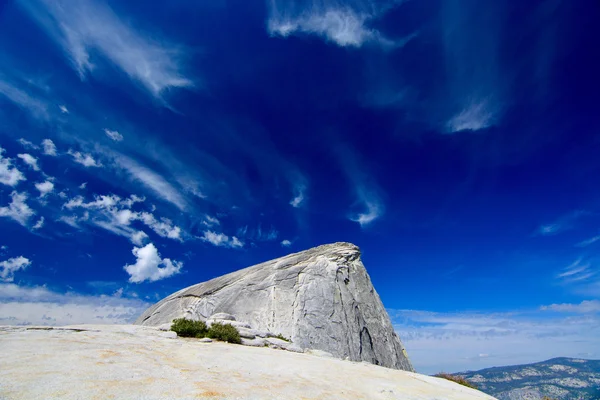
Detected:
left=0, top=325, right=497, bottom=400
left=136, top=242, right=413, bottom=371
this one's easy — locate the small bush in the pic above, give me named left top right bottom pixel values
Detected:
left=207, top=322, right=242, bottom=344
left=171, top=318, right=207, bottom=338
left=272, top=333, right=290, bottom=342
left=434, top=373, right=478, bottom=390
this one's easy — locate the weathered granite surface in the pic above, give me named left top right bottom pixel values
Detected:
left=135, top=242, right=413, bottom=371
left=0, top=325, right=497, bottom=400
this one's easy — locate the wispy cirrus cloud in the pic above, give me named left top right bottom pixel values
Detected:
left=555, top=258, right=600, bottom=297
left=236, top=225, right=278, bottom=243
left=19, top=0, right=193, bottom=98
left=446, top=98, right=497, bottom=133
left=108, top=152, right=188, bottom=211
left=267, top=0, right=403, bottom=48
left=391, top=307, right=600, bottom=374
left=350, top=186, right=384, bottom=227
left=335, top=143, right=385, bottom=227
left=535, top=210, right=589, bottom=236
left=557, top=258, right=595, bottom=282
left=289, top=182, right=306, bottom=208
left=441, top=2, right=506, bottom=133
left=576, top=235, right=600, bottom=248
left=0, top=79, right=49, bottom=120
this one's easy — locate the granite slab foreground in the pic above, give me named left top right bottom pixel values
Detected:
left=0, top=324, right=496, bottom=400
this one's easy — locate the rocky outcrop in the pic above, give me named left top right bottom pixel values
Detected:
left=135, top=242, right=414, bottom=371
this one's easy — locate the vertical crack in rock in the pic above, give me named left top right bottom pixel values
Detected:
left=135, top=242, right=414, bottom=371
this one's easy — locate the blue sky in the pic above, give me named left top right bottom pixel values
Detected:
left=1, top=0, right=599, bottom=373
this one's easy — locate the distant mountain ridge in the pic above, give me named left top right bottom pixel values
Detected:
left=455, top=357, right=600, bottom=400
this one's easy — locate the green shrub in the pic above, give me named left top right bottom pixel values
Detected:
left=272, top=333, right=290, bottom=342
left=434, top=373, right=478, bottom=390
left=207, top=322, right=242, bottom=344
left=170, top=318, right=207, bottom=338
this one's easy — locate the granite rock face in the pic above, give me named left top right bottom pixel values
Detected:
left=135, top=242, right=413, bottom=371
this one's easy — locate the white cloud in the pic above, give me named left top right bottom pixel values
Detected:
left=41, top=139, right=57, bottom=156
left=64, top=194, right=121, bottom=210
left=202, top=215, right=220, bottom=227
left=350, top=193, right=383, bottom=226
left=200, top=231, right=244, bottom=249
left=290, top=183, right=306, bottom=208
left=0, top=283, right=150, bottom=325
left=0, top=79, right=49, bottom=119
left=62, top=193, right=180, bottom=245
left=0, top=191, right=35, bottom=226
left=123, top=243, right=182, bottom=283
left=391, top=308, right=600, bottom=374
left=541, top=300, right=600, bottom=314
left=20, top=0, right=192, bottom=98
left=121, top=194, right=145, bottom=208
left=59, top=104, right=69, bottom=114
left=17, top=153, right=40, bottom=171
left=557, top=258, right=596, bottom=283
left=130, top=230, right=149, bottom=247
left=68, top=149, right=102, bottom=168
left=446, top=98, right=496, bottom=132
left=335, top=144, right=385, bottom=227
left=0, top=256, right=31, bottom=282
left=79, top=182, right=87, bottom=189
left=32, top=216, right=45, bottom=230
left=110, top=153, right=187, bottom=210
left=267, top=2, right=395, bottom=48
left=237, top=225, right=279, bottom=243
left=536, top=210, right=588, bottom=236
left=35, top=180, right=54, bottom=197
left=104, top=128, right=123, bottom=141
left=0, top=148, right=26, bottom=187
left=138, top=212, right=182, bottom=241
left=281, top=239, right=292, bottom=247
left=576, top=235, right=600, bottom=247
left=18, top=138, right=39, bottom=150
left=58, top=215, right=81, bottom=228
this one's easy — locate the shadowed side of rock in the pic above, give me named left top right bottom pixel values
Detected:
left=135, top=242, right=414, bottom=371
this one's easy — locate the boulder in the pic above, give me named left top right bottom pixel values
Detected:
left=135, top=242, right=414, bottom=371
left=241, top=337, right=266, bottom=347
